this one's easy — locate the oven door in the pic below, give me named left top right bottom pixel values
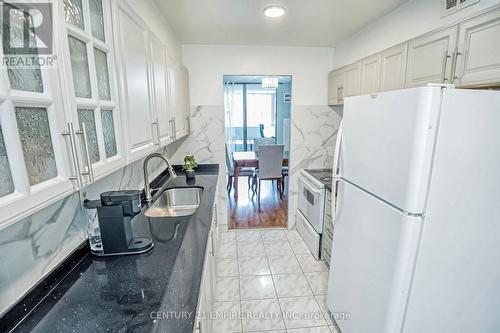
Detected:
left=298, top=174, right=325, bottom=233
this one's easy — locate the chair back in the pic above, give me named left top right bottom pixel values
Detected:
left=258, top=145, right=284, bottom=180
left=253, top=137, right=275, bottom=153
left=225, top=144, right=234, bottom=175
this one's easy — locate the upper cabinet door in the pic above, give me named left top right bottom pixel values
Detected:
left=166, top=55, right=190, bottom=140
left=60, top=0, right=125, bottom=182
left=343, top=61, right=361, bottom=98
left=455, top=9, right=500, bottom=87
left=328, top=70, right=344, bottom=106
left=148, top=32, right=173, bottom=147
left=360, top=54, right=381, bottom=95
left=380, top=43, right=408, bottom=92
left=0, top=3, right=77, bottom=225
left=405, top=26, right=458, bottom=88
left=112, top=1, right=155, bottom=161
left=177, top=65, right=191, bottom=138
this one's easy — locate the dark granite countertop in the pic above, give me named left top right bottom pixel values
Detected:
left=9, top=167, right=219, bottom=333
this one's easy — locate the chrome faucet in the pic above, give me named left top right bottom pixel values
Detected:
left=143, top=153, right=177, bottom=202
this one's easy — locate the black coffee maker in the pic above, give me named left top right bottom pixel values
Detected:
left=87, top=190, right=153, bottom=256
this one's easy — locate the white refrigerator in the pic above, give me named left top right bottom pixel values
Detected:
left=327, top=86, right=500, bottom=333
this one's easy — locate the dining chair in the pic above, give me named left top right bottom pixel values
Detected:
left=256, top=145, right=285, bottom=210
left=225, top=145, right=256, bottom=194
left=253, top=137, right=275, bottom=154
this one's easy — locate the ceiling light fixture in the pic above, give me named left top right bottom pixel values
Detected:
left=264, top=6, right=285, bottom=18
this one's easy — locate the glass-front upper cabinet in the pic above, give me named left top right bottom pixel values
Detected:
left=0, top=2, right=77, bottom=226
left=59, top=0, right=124, bottom=182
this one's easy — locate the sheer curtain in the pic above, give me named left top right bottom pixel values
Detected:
left=224, top=83, right=237, bottom=154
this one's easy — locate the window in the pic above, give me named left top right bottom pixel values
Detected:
left=63, top=0, right=120, bottom=175
left=246, top=90, right=276, bottom=138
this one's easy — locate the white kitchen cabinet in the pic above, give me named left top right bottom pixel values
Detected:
left=0, top=6, right=77, bottom=225
left=343, top=61, right=362, bottom=98
left=328, top=69, right=344, bottom=106
left=148, top=32, right=174, bottom=147
left=380, top=43, right=408, bottom=91
left=455, top=9, right=500, bottom=87
left=405, top=26, right=458, bottom=87
left=360, top=54, right=381, bottom=95
left=167, top=55, right=191, bottom=140
left=112, top=1, right=156, bottom=161
left=59, top=0, right=126, bottom=182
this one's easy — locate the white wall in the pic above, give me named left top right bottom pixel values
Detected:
left=333, top=0, right=500, bottom=69
left=125, top=0, right=182, bottom=61
left=183, top=45, right=334, bottom=106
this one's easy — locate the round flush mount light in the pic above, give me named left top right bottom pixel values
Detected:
left=264, top=6, right=285, bottom=18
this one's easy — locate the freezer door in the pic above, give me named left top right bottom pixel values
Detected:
left=341, top=87, right=442, bottom=214
left=327, top=180, right=422, bottom=333
left=402, top=89, right=500, bottom=333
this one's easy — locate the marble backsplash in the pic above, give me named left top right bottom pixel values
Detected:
left=0, top=148, right=171, bottom=316
left=170, top=105, right=228, bottom=229
left=288, top=105, right=342, bottom=228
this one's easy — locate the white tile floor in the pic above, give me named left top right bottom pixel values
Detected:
left=214, top=228, right=339, bottom=333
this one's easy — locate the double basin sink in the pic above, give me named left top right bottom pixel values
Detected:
left=145, top=187, right=203, bottom=218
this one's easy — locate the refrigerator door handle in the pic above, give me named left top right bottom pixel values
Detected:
left=333, top=121, right=343, bottom=179
left=331, top=121, right=343, bottom=219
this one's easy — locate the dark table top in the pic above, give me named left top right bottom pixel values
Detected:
left=10, top=169, right=219, bottom=333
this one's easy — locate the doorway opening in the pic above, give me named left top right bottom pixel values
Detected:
left=224, top=75, right=292, bottom=229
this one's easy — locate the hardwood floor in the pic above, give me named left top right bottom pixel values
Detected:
left=229, top=177, right=288, bottom=229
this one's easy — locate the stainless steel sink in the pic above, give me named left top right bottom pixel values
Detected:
left=145, top=187, right=203, bottom=218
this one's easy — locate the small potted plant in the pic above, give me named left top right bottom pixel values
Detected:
left=183, top=154, right=198, bottom=179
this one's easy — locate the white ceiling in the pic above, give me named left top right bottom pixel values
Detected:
left=154, top=0, right=409, bottom=47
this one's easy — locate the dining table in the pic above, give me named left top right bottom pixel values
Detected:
left=232, top=151, right=289, bottom=199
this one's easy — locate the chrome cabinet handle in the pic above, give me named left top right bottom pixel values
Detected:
left=214, top=205, right=218, bottom=226
left=337, top=86, right=340, bottom=103
left=77, top=123, right=94, bottom=182
left=441, top=50, right=451, bottom=83
left=197, top=321, right=203, bottom=333
left=451, top=47, right=462, bottom=83
left=173, top=117, right=177, bottom=140
left=153, top=118, right=160, bottom=146
left=339, top=86, right=344, bottom=103
left=210, top=231, right=215, bottom=256
left=169, top=118, right=176, bottom=140
left=62, top=122, right=83, bottom=188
